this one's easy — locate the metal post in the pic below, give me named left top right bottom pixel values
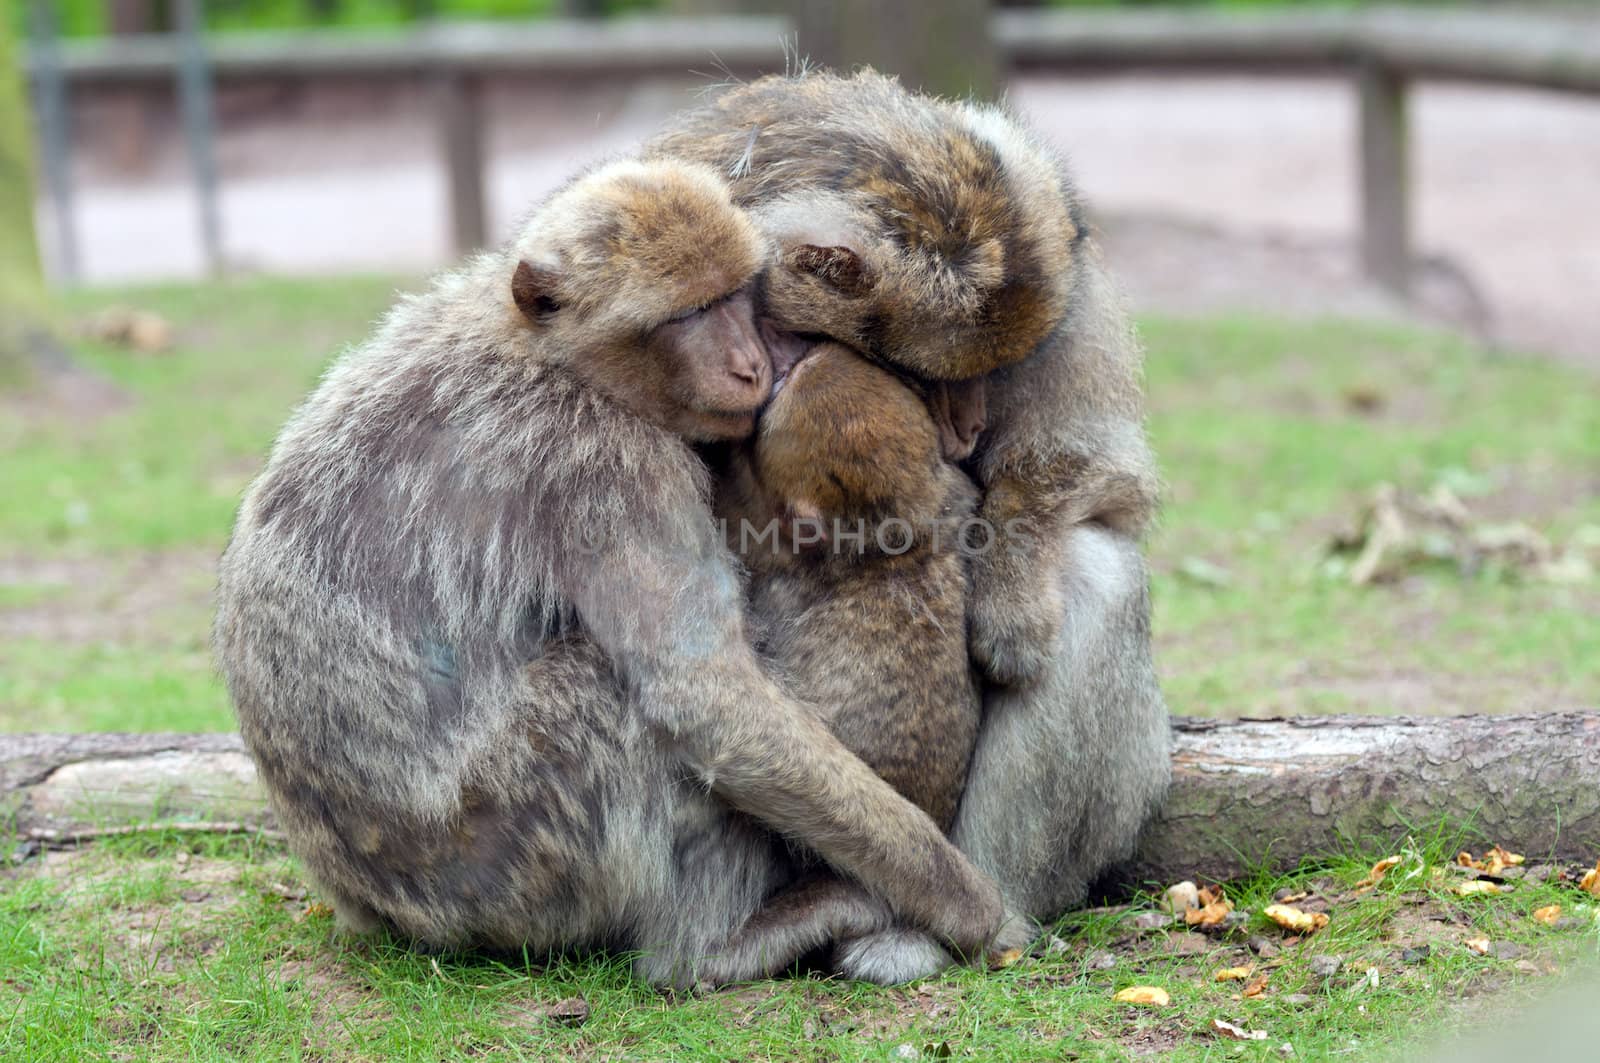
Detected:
left=174, top=0, right=224, bottom=276
left=26, top=0, right=79, bottom=283
left=1357, top=62, right=1411, bottom=298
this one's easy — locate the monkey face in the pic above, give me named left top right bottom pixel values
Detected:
left=753, top=342, right=946, bottom=528
left=649, top=288, right=773, bottom=442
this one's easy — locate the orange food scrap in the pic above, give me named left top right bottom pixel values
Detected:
left=1241, top=973, right=1270, bottom=998
left=1354, top=856, right=1403, bottom=892
left=1455, top=881, right=1501, bottom=897
left=1483, top=846, right=1525, bottom=876
left=1185, top=885, right=1234, bottom=928
left=1458, top=847, right=1526, bottom=874
left=1579, top=860, right=1600, bottom=897
left=1114, top=986, right=1170, bottom=1006
left=1214, top=966, right=1253, bottom=982
left=992, top=948, right=1025, bottom=968
left=1210, top=1018, right=1268, bottom=1042
left=1464, top=937, right=1491, bottom=956
left=1264, top=904, right=1330, bottom=934
left=1532, top=905, right=1562, bottom=926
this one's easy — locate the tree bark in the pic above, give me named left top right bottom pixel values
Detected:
left=6, top=715, right=1598, bottom=883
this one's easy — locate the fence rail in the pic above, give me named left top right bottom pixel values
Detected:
left=23, top=8, right=1600, bottom=293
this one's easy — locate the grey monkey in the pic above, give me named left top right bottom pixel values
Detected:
left=213, top=157, right=1008, bottom=988
left=649, top=71, right=1172, bottom=935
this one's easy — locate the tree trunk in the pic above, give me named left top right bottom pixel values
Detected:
left=672, top=0, right=999, bottom=100
left=0, top=11, right=51, bottom=385
left=7, top=715, right=1598, bottom=885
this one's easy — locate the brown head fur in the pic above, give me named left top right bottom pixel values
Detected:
left=646, top=70, right=1079, bottom=381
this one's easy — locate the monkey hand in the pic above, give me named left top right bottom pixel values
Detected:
left=915, top=856, right=1007, bottom=959
left=967, top=558, right=1064, bottom=689
left=978, top=909, right=1040, bottom=970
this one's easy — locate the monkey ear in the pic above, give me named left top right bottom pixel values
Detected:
left=512, top=260, right=563, bottom=322
left=788, top=245, right=875, bottom=298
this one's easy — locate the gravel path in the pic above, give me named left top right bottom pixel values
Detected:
left=40, top=74, right=1600, bottom=367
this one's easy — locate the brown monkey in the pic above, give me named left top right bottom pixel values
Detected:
left=719, top=340, right=982, bottom=832
left=213, top=157, right=1007, bottom=988
left=713, top=340, right=988, bottom=983
left=648, top=71, right=1171, bottom=926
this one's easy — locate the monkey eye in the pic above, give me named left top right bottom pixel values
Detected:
left=665, top=303, right=706, bottom=324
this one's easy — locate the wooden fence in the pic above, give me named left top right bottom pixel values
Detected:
left=23, top=7, right=1600, bottom=294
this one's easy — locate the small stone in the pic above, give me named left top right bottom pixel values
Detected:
left=1555, top=917, right=1587, bottom=932
left=1491, top=941, right=1526, bottom=961
left=802, top=1018, right=820, bottom=1040
left=1520, top=864, right=1556, bottom=884
left=1248, top=936, right=1281, bottom=960
left=179, top=889, right=210, bottom=903
left=1281, top=994, right=1314, bottom=1006
left=1087, top=950, right=1118, bottom=971
left=1163, top=932, right=1212, bottom=957
left=1162, top=881, right=1201, bottom=915
left=893, top=1044, right=919, bottom=1060
left=544, top=996, right=589, bottom=1027
left=1221, top=910, right=1251, bottom=930
left=1514, top=960, right=1543, bottom=976
left=1400, top=945, right=1431, bottom=964
left=1308, top=955, right=1342, bottom=978
left=1039, top=934, right=1070, bottom=956
left=1127, top=911, right=1172, bottom=930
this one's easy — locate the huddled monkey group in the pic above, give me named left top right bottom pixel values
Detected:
left=215, top=70, right=1171, bottom=989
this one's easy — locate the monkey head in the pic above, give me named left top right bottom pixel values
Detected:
left=751, top=342, right=955, bottom=537
left=508, top=158, right=774, bottom=441
left=748, top=120, right=1077, bottom=384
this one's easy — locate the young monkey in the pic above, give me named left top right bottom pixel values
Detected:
left=716, top=340, right=988, bottom=980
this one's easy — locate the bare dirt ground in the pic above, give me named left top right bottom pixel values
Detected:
left=41, top=73, right=1600, bottom=368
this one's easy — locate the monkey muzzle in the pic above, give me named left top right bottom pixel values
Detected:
left=762, top=322, right=822, bottom=401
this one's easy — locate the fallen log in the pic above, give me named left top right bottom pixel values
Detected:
left=4, top=715, right=1598, bottom=883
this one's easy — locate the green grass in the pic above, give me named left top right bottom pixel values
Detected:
left=2, top=828, right=1595, bottom=1060
left=0, top=275, right=1595, bottom=730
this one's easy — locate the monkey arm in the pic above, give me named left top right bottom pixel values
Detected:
left=557, top=501, right=1005, bottom=957
left=966, top=252, right=1160, bottom=689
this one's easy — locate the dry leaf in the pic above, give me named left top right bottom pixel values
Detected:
left=1264, top=904, right=1329, bottom=934
left=1354, top=856, right=1403, bottom=892
left=1210, top=1018, right=1268, bottom=1042
left=1464, top=937, right=1491, bottom=956
left=1114, top=986, right=1170, bottom=1006
left=1214, top=966, right=1253, bottom=982
left=1455, top=881, right=1501, bottom=896
left=1533, top=905, right=1562, bottom=926
left=1241, top=973, right=1270, bottom=998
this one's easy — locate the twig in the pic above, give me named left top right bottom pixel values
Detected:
left=23, top=821, right=285, bottom=848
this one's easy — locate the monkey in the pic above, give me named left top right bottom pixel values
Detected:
left=647, top=70, right=1172, bottom=928
left=212, top=156, right=1011, bottom=989
left=718, top=339, right=983, bottom=832
left=711, top=338, right=989, bottom=982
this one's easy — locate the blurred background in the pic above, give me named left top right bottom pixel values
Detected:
left=1, top=0, right=1596, bottom=733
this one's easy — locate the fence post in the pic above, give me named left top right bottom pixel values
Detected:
left=25, top=0, right=78, bottom=283
left=173, top=0, right=224, bottom=276
left=1357, top=61, right=1411, bottom=298
left=434, top=70, right=487, bottom=257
